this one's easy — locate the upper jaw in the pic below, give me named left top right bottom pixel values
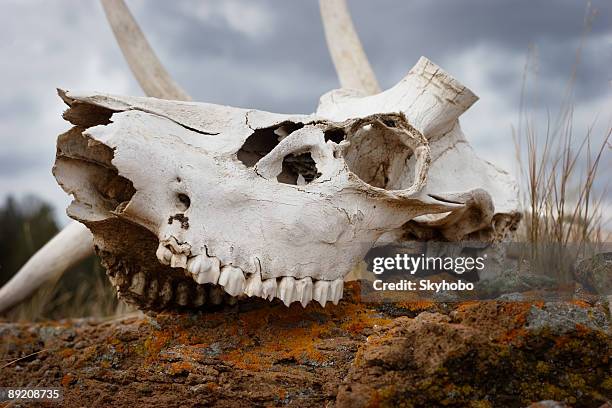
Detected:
left=155, top=238, right=344, bottom=307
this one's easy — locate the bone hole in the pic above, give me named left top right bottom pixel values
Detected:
left=56, top=129, right=136, bottom=214
left=277, top=152, right=320, bottom=185
left=177, top=193, right=191, bottom=211
left=88, top=167, right=135, bottom=214
left=237, top=122, right=304, bottom=167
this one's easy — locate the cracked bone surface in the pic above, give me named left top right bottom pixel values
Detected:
left=49, top=57, right=519, bottom=310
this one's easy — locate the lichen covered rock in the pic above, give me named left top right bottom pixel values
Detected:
left=0, top=283, right=609, bottom=407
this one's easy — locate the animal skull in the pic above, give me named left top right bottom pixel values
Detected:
left=52, top=57, right=519, bottom=310
left=0, top=0, right=520, bottom=313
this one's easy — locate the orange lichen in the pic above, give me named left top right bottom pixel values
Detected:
left=497, top=327, right=528, bottom=344
left=167, top=361, right=193, bottom=376
left=61, top=373, right=76, bottom=387
left=455, top=301, right=481, bottom=312
left=213, top=296, right=392, bottom=370
left=570, top=299, right=591, bottom=308
left=142, top=330, right=173, bottom=361
left=396, top=300, right=435, bottom=311
left=574, top=323, right=591, bottom=334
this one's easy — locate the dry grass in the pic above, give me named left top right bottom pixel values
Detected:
left=513, top=95, right=610, bottom=247
left=512, top=5, right=610, bottom=281
left=513, top=9, right=610, bottom=248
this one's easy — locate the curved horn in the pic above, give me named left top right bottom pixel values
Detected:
left=0, top=222, right=93, bottom=313
left=319, top=0, right=380, bottom=95
left=101, top=0, right=191, bottom=101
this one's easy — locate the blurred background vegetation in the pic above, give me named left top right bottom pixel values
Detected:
left=0, top=195, right=130, bottom=321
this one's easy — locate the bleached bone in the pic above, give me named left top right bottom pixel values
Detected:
left=0, top=222, right=93, bottom=312
left=319, top=0, right=380, bottom=94
left=47, top=54, right=519, bottom=310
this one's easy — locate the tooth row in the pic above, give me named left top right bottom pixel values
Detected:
left=123, top=274, right=235, bottom=308
left=249, top=274, right=343, bottom=307
left=187, top=254, right=343, bottom=307
left=156, top=243, right=344, bottom=307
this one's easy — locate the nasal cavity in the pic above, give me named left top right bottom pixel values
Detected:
left=237, top=122, right=304, bottom=167
left=277, top=152, right=321, bottom=185
left=177, top=193, right=191, bottom=211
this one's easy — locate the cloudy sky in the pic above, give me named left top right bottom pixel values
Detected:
left=0, top=0, right=610, bottom=224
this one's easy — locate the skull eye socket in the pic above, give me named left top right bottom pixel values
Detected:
left=176, top=193, right=191, bottom=211
left=343, top=115, right=422, bottom=190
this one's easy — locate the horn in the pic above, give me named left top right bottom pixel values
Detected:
left=101, top=0, right=191, bottom=101
left=0, top=222, right=93, bottom=313
left=319, top=0, right=380, bottom=95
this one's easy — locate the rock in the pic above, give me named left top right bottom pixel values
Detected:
left=0, top=283, right=610, bottom=407
left=575, top=252, right=612, bottom=295
left=338, top=299, right=611, bottom=408
left=526, top=401, right=570, bottom=408
left=526, top=301, right=609, bottom=334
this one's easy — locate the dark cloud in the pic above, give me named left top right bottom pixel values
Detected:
left=133, top=0, right=611, bottom=106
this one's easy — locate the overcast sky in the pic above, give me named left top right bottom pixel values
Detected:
left=0, top=0, right=610, bottom=224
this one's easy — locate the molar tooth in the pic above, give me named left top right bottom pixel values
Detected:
left=160, top=281, right=173, bottom=306
left=219, top=265, right=246, bottom=297
left=148, top=279, right=159, bottom=301
left=176, top=282, right=189, bottom=306
left=261, top=278, right=277, bottom=301
left=209, top=285, right=224, bottom=305
left=330, top=278, right=344, bottom=305
left=165, top=236, right=190, bottom=254
left=187, top=255, right=202, bottom=275
left=129, top=272, right=146, bottom=296
left=170, top=253, right=188, bottom=269
left=277, top=276, right=297, bottom=307
left=244, top=272, right=263, bottom=298
left=193, top=285, right=206, bottom=307
left=155, top=244, right=173, bottom=265
left=195, top=257, right=220, bottom=284
left=295, top=277, right=313, bottom=307
left=313, top=280, right=331, bottom=307
left=198, top=255, right=212, bottom=274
